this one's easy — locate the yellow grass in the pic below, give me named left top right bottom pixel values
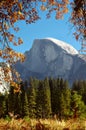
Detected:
left=0, top=118, right=86, bottom=130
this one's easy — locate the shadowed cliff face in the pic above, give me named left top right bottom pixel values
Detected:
left=14, top=38, right=86, bottom=85
left=0, top=63, right=11, bottom=93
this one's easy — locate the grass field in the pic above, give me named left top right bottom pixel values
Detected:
left=0, top=118, right=86, bottom=130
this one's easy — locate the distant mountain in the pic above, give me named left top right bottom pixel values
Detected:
left=14, top=38, right=86, bottom=85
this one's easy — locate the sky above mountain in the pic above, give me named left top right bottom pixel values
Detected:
left=12, top=8, right=81, bottom=53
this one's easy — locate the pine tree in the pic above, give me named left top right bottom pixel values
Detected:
left=20, top=82, right=29, bottom=117
left=50, top=78, right=71, bottom=119
left=8, top=86, right=15, bottom=114
left=63, top=80, right=71, bottom=117
left=49, top=77, right=55, bottom=114
left=23, top=92, right=29, bottom=117
left=72, top=80, right=84, bottom=95
left=59, top=80, right=71, bottom=119
left=0, top=93, right=4, bottom=117
left=59, top=93, right=66, bottom=120
left=28, top=86, right=36, bottom=118
left=82, top=80, right=86, bottom=105
left=14, top=92, right=21, bottom=116
left=72, top=80, right=78, bottom=91
left=49, top=78, right=60, bottom=116
left=36, top=78, right=52, bottom=118
left=2, top=93, right=8, bottom=117
left=42, top=78, right=51, bottom=118
left=71, top=91, right=86, bottom=118
left=72, top=80, right=86, bottom=105
left=36, top=81, right=44, bottom=118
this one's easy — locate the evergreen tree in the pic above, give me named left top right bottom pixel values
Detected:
left=49, top=77, right=55, bottom=114
left=49, top=78, right=60, bottom=116
left=20, top=82, right=29, bottom=117
left=82, top=80, right=86, bottom=105
left=72, top=80, right=78, bottom=91
left=71, top=91, right=86, bottom=118
left=42, top=78, right=51, bottom=118
left=28, top=86, right=36, bottom=118
left=50, top=78, right=71, bottom=119
left=28, top=77, right=39, bottom=118
left=72, top=80, right=84, bottom=95
left=59, top=93, right=66, bottom=120
left=2, top=93, right=8, bottom=117
left=64, top=81, right=71, bottom=116
left=14, top=92, right=21, bottom=116
left=59, top=80, right=71, bottom=119
left=56, top=78, right=62, bottom=116
left=2, top=77, right=86, bottom=120
left=36, top=81, right=43, bottom=118
left=8, top=86, right=15, bottom=114
left=0, top=93, right=4, bottom=117
left=36, top=78, right=51, bottom=118
left=23, top=92, right=29, bottom=117
left=72, top=80, right=86, bottom=105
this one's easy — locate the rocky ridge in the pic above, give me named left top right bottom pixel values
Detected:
left=14, top=38, right=86, bottom=85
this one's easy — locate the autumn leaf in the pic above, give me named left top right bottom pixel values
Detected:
left=0, top=50, right=2, bottom=56
left=18, top=2, right=22, bottom=11
left=8, top=35, right=14, bottom=42
left=40, top=5, right=46, bottom=11
left=18, top=37, right=23, bottom=45
left=62, top=8, right=68, bottom=13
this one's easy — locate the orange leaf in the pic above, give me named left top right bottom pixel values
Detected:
left=18, top=38, right=23, bottom=45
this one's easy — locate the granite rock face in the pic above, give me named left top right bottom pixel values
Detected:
left=0, top=63, right=11, bottom=93
left=14, top=38, right=86, bottom=85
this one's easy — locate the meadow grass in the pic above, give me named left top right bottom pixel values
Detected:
left=0, top=118, right=86, bottom=130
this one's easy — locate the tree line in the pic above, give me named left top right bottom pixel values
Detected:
left=0, top=77, right=86, bottom=119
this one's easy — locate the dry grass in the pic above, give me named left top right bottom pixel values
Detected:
left=0, top=118, right=86, bottom=130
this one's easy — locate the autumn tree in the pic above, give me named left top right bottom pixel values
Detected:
left=0, top=0, right=85, bottom=62
left=0, top=0, right=70, bottom=84
left=70, top=0, right=86, bottom=52
left=0, top=0, right=69, bottom=62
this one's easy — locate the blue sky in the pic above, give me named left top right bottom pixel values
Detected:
left=14, top=9, right=81, bottom=53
